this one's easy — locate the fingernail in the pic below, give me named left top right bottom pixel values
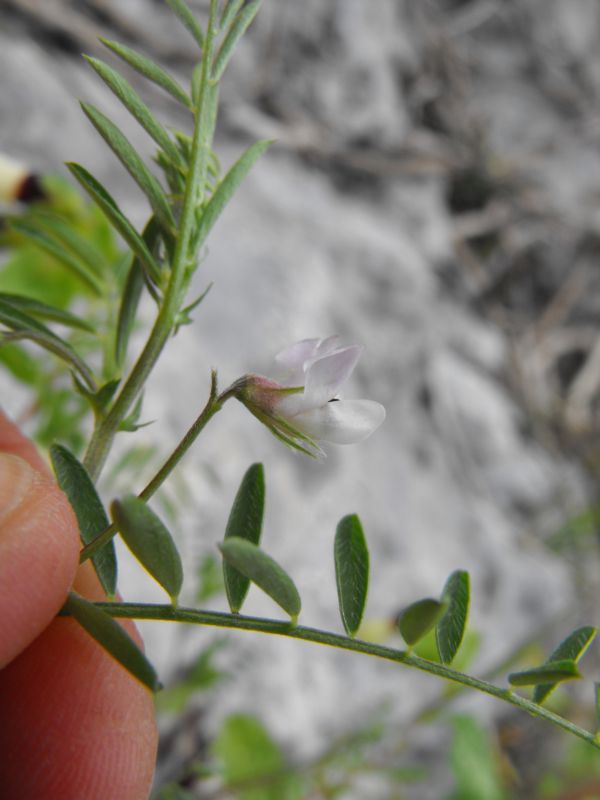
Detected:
left=0, top=453, right=34, bottom=523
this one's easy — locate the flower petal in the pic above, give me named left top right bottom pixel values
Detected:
left=275, top=336, right=343, bottom=386
left=274, top=339, right=322, bottom=372
left=292, top=399, right=385, bottom=444
left=303, top=345, right=362, bottom=408
left=314, top=335, right=342, bottom=359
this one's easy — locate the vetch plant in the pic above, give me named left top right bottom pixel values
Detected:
left=2, top=0, right=600, bottom=787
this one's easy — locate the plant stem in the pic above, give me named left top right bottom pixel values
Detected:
left=82, top=0, right=221, bottom=482
left=139, top=372, right=223, bottom=501
left=90, top=601, right=600, bottom=751
left=79, top=372, right=227, bottom=563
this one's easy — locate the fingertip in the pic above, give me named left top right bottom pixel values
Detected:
left=0, top=453, right=80, bottom=667
left=0, top=615, right=158, bottom=799
left=0, top=411, right=50, bottom=474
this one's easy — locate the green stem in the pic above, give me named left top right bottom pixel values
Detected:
left=79, top=372, right=227, bottom=564
left=92, top=602, right=600, bottom=751
left=82, top=0, right=221, bottom=482
left=138, top=372, right=223, bottom=501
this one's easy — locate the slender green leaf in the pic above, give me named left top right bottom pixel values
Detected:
left=116, top=258, right=144, bottom=362
left=533, top=626, right=597, bottom=704
left=93, top=378, right=121, bottom=411
left=118, top=393, right=147, bottom=433
left=334, top=514, right=369, bottom=637
left=50, top=444, right=117, bottom=597
left=111, top=495, right=183, bottom=604
left=212, top=0, right=262, bottom=82
left=220, top=0, right=244, bottom=31
left=100, top=38, right=192, bottom=110
left=175, top=282, right=213, bottom=329
left=436, top=570, right=470, bottom=665
left=219, top=538, right=301, bottom=621
left=0, top=300, right=66, bottom=339
left=31, top=211, right=110, bottom=279
left=508, top=660, right=581, bottom=687
left=72, top=375, right=121, bottom=416
left=450, top=715, right=505, bottom=800
left=80, top=102, right=175, bottom=231
left=1, top=329, right=96, bottom=390
left=115, top=216, right=161, bottom=369
left=0, top=299, right=96, bottom=390
left=11, top=220, right=104, bottom=295
left=84, top=57, right=183, bottom=168
left=595, top=683, right=600, bottom=738
left=63, top=592, right=159, bottom=691
left=398, top=598, right=447, bottom=647
left=165, top=0, right=204, bottom=48
left=66, top=163, right=162, bottom=283
left=223, top=464, right=265, bottom=613
left=0, top=293, right=94, bottom=332
left=194, top=140, right=271, bottom=250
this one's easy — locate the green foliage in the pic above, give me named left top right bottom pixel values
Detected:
left=67, top=163, right=163, bottom=286
left=84, top=56, right=183, bottom=168
left=449, top=715, right=506, bottom=800
left=334, top=513, right=369, bottom=637
left=193, top=140, right=272, bottom=251
left=80, top=103, right=176, bottom=231
left=10, top=219, right=104, bottom=295
left=436, top=570, right=470, bottom=665
left=99, top=39, right=192, bottom=110
left=0, top=295, right=96, bottom=389
left=50, top=443, right=117, bottom=597
left=219, top=538, right=301, bottom=621
left=63, top=592, right=159, bottom=692
left=111, top=495, right=183, bottom=604
left=165, top=0, right=205, bottom=49
left=26, top=209, right=110, bottom=278
left=0, top=292, right=95, bottom=332
left=220, top=0, right=245, bottom=31
left=533, top=627, right=596, bottom=705
left=223, top=463, right=265, bottom=613
left=0, top=177, right=125, bottom=449
left=212, top=0, right=262, bottom=81
left=398, top=598, right=447, bottom=647
left=414, top=627, right=481, bottom=673
left=509, top=660, right=581, bottom=687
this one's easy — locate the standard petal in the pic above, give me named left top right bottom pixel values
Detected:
left=303, top=345, right=362, bottom=407
left=274, top=339, right=322, bottom=372
left=292, top=399, right=385, bottom=444
left=275, top=336, right=343, bottom=386
left=314, top=335, right=342, bottom=359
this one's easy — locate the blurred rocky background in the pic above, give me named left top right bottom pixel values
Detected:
left=2, top=0, right=600, bottom=797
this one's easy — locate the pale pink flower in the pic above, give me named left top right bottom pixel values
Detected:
left=233, top=336, right=385, bottom=456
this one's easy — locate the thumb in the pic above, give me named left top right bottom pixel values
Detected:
left=0, top=451, right=80, bottom=668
